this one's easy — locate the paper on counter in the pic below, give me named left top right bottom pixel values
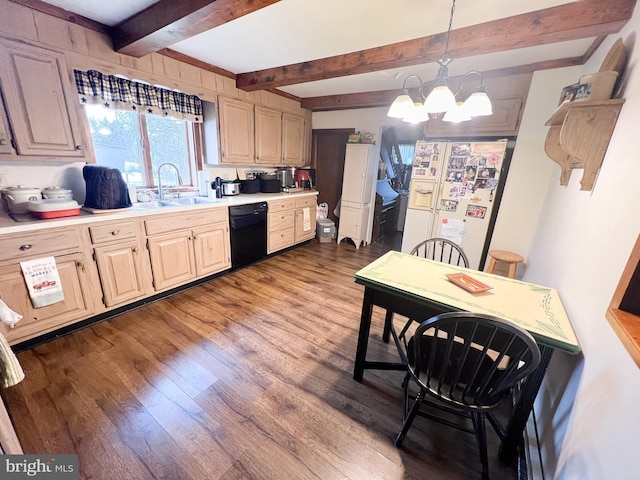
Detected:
left=440, top=218, right=466, bottom=245
left=20, top=256, right=64, bottom=308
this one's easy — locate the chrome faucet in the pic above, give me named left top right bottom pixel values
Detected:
left=157, top=163, right=183, bottom=200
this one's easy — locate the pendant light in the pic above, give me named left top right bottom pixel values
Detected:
left=387, top=0, right=492, bottom=123
left=387, top=75, right=424, bottom=119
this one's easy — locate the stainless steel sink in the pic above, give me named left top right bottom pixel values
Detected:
left=133, top=200, right=177, bottom=209
left=133, top=197, right=222, bottom=210
left=167, top=197, right=221, bottom=206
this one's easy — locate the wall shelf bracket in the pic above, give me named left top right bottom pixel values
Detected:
left=544, top=99, right=624, bottom=191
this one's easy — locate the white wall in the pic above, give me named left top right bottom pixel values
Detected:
left=524, top=14, right=640, bottom=479
left=488, top=66, right=581, bottom=278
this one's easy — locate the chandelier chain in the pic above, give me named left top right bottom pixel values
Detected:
left=444, top=0, right=456, bottom=56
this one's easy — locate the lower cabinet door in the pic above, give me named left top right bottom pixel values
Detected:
left=94, top=242, right=146, bottom=307
left=0, top=253, right=95, bottom=344
left=193, top=225, right=230, bottom=277
left=294, top=207, right=316, bottom=243
left=147, top=232, right=195, bottom=291
left=338, top=204, right=362, bottom=241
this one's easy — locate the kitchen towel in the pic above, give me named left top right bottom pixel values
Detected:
left=20, top=256, right=64, bottom=308
left=303, top=207, right=311, bottom=231
left=0, top=300, right=22, bottom=328
left=0, top=332, right=24, bottom=389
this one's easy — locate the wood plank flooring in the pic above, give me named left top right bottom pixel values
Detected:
left=1, top=239, right=518, bottom=480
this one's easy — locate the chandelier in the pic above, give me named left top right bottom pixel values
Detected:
left=387, top=0, right=492, bottom=124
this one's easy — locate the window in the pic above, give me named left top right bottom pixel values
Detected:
left=398, top=143, right=416, bottom=165
left=84, top=104, right=199, bottom=188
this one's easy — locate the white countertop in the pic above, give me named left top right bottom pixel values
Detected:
left=0, top=191, right=319, bottom=235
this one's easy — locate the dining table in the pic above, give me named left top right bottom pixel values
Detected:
left=352, top=250, right=580, bottom=464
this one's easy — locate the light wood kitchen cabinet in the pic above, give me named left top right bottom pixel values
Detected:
left=255, top=106, right=282, bottom=165
left=147, top=232, right=195, bottom=290
left=425, top=97, right=524, bottom=137
left=282, top=113, right=304, bottom=166
left=255, top=107, right=305, bottom=166
left=0, top=37, right=86, bottom=158
left=193, top=224, right=230, bottom=276
left=267, top=198, right=295, bottom=254
left=0, top=252, right=95, bottom=344
left=294, top=196, right=317, bottom=243
left=0, top=92, right=15, bottom=155
left=218, top=96, right=254, bottom=164
left=89, top=220, right=148, bottom=307
left=145, top=208, right=230, bottom=291
left=94, top=242, right=146, bottom=307
left=302, top=117, right=312, bottom=166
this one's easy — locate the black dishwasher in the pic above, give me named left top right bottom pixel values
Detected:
left=229, top=202, right=268, bottom=269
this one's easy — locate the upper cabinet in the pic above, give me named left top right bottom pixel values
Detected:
left=0, top=37, right=86, bottom=158
left=0, top=92, right=15, bottom=155
left=255, top=107, right=305, bottom=166
left=217, top=96, right=255, bottom=165
left=282, top=113, right=304, bottom=166
left=424, top=73, right=532, bottom=138
left=255, top=105, right=282, bottom=165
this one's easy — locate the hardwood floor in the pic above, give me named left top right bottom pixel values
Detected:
left=2, top=239, right=518, bottom=480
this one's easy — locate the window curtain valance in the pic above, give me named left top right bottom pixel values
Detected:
left=74, top=69, right=203, bottom=123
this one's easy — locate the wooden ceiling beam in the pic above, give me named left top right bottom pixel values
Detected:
left=301, top=57, right=584, bottom=112
left=238, top=0, right=635, bottom=92
left=113, top=0, right=282, bottom=57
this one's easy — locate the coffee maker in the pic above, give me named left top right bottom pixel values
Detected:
left=276, top=167, right=296, bottom=188
left=295, top=169, right=313, bottom=190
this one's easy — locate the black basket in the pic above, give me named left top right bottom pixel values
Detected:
left=260, top=179, right=281, bottom=193
left=240, top=179, right=260, bottom=193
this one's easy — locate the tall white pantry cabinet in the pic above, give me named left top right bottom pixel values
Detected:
left=337, top=144, right=379, bottom=249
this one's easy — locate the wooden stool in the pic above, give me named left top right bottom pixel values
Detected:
left=487, top=250, right=524, bottom=279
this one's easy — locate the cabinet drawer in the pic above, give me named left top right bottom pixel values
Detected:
left=268, top=198, right=295, bottom=212
left=268, top=210, right=294, bottom=232
left=145, top=208, right=228, bottom=235
left=89, top=221, right=137, bottom=244
left=268, top=229, right=295, bottom=253
left=0, top=228, right=80, bottom=263
left=295, top=196, right=317, bottom=209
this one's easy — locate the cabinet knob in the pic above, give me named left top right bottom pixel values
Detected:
left=19, top=244, right=32, bottom=251
left=111, top=230, right=119, bottom=235
left=0, top=139, right=7, bottom=146
left=75, top=145, right=83, bottom=151
left=132, top=247, right=138, bottom=253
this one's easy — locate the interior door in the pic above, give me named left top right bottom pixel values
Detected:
left=311, top=128, right=355, bottom=225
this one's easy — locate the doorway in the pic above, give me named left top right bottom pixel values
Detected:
left=311, top=128, right=355, bottom=225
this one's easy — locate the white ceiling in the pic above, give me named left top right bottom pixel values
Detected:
left=41, top=0, right=599, bottom=99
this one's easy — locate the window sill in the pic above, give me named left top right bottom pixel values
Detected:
left=606, top=308, right=640, bottom=367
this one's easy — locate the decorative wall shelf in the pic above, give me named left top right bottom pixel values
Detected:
left=544, top=99, right=625, bottom=190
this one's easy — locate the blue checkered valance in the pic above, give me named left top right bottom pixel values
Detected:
left=74, top=69, right=203, bottom=123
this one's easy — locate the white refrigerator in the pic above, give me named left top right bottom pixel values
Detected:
left=401, top=140, right=508, bottom=270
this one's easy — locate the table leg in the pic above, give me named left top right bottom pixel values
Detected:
left=353, top=287, right=374, bottom=382
left=499, top=345, right=554, bottom=465
left=382, top=310, right=393, bottom=343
